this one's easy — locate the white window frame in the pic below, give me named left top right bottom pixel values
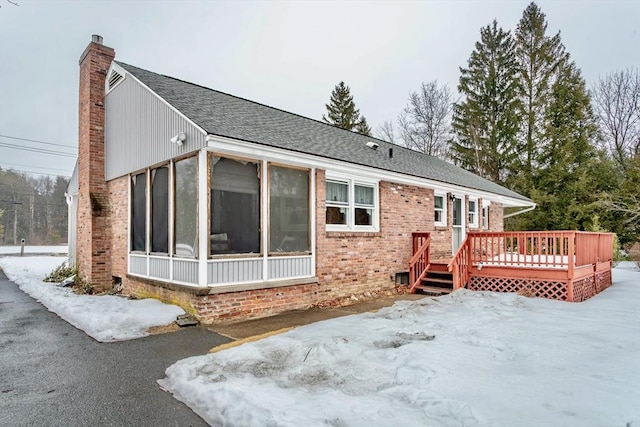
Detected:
left=434, top=191, right=447, bottom=227
left=482, top=200, right=490, bottom=230
left=326, top=173, right=379, bottom=232
left=468, top=197, right=479, bottom=228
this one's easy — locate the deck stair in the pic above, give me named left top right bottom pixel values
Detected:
left=413, top=260, right=454, bottom=296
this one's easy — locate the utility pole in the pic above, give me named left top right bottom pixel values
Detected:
left=10, top=201, right=22, bottom=245
left=1, top=200, right=23, bottom=245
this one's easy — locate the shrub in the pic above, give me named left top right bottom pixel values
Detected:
left=44, top=262, right=94, bottom=294
left=44, top=262, right=77, bottom=283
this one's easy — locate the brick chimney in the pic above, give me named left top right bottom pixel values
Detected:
left=76, top=35, right=115, bottom=291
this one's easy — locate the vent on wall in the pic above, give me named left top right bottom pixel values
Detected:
left=107, top=70, right=123, bottom=90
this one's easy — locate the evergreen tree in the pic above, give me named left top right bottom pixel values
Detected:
left=322, top=81, right=371, bottom=134
left=450, top=20, right=521, bottom=183
left=355, top=117, right=372, bottom=136
left=519, top=62, right=600, bottom=231
left=514, top=2, right=567, bottom=187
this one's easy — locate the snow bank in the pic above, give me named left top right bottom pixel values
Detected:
left=0, top=256, right=184, bottom=342
left=0, top=245, right=68, bottom=255
left=160, top=266, right=640, bottom=427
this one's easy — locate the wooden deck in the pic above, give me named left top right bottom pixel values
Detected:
left=410, top=231, right=614, bottom=302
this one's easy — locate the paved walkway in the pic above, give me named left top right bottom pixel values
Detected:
left=208, top=293, right=425, bottom=341
left=1, top=263, right=425, bottom=425
left=0, top=269, right=230, bottom=427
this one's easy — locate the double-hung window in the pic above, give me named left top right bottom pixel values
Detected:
left=482, top=202, right=489, bottom=230
left=326, top=177, right=378, bottom=231
left=468, top=198, right=478, bottom=228
left=434, top=192, right=446, bottom=227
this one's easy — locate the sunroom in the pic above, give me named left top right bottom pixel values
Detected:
left=127, top=148, right=318, bottom=291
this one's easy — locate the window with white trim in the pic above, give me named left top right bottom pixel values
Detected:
left=326, top=177, right=378, bottom=231
left=468, top=198, right=478, bottom=228
left=174, top=156, right=198, bottom=257
left=434, top=192, right=446, bottom=227
left=482, top=202, right=489, bottom=230
left=130, top=172, right=147, bottom=252
left=151, top=166, right=169, bottom=254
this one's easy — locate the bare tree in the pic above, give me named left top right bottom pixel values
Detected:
left=398, top=80, right=453, bottom=158
left=592, top=68, right=640, bottom=170
left=375, top=120, right=396, bottom=143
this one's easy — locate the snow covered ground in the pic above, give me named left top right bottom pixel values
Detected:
left=0, top=245, right=68, bottom=255
left=0, top=256, right=184, bottom=342
left=1, top=254, right=638, bottom=425
left=159, top=262, right=640, bottom=427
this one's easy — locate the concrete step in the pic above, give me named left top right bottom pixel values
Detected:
left=413, top=284, right=454, bottom=296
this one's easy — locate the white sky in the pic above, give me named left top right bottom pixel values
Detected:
left=0, top=0, right=638, bottom=179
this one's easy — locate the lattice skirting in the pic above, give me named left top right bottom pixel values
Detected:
left=572, top=276, right=596, bottom=302
left=468, top=276, right=568, bottom=301
left=595, top=270, right=612, bottom=293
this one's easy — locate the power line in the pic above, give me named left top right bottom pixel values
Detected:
left=0, top=167, right=70, bottom=178
left=0, top=161, right=72, bottom=173
left=0, top=134, right=77, bottom=151
left=0, top=142, right=77, bottom=158
left=2, top=169, right=70, bottom=178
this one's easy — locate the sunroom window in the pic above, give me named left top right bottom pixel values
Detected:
left=151, top=166, right=169, bottom=253
left=174, top=156, right=198, bottom=257
left=269, top=166, right=310, bottom=253
left=131, top=172, right=146, bottom=252
left=326, top=177, right=378, bottom=231
left=210, top=156, right=260, bottom=255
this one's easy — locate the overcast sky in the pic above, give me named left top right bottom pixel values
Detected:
left=0, top=0, right=638, bottom=179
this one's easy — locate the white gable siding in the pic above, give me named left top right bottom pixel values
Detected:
left=105, top=75, right=207, bottom=180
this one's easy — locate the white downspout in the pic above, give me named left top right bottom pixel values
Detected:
left=503, top=204, right=536, bottom=219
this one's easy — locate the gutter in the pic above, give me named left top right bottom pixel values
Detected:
left=503, top=204, right=536, bottom=219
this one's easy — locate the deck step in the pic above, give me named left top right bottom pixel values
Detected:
left=413, top=284, right=453, bottom=296
left=422, top=277, right=453, bottom=285
left=427, top=262, right=450, bottom=272
left=426, top=270, right=452, bottom=279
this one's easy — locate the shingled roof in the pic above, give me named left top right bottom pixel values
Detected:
left=116, top=62, right=531, bottom=204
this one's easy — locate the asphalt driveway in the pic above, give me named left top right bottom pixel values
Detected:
left=0, top=269, right=231, bottom=426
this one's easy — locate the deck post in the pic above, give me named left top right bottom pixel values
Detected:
left=567, top=232, right=575, bottom=302
left=567, top=279, right=574, bottom=302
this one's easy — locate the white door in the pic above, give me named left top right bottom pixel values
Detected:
left=452, top=196, right=465, bottom=253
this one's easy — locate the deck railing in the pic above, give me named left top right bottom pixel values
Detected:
left=448, top=238, right=471, bottom=290
left=467, top=231, right=613, bottom=270
left=409, top=232, right=431, bottom=293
